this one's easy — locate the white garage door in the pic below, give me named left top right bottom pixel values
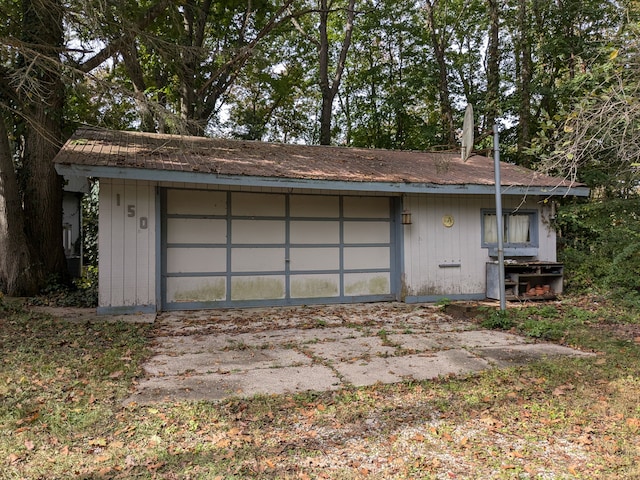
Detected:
left=161, top=189, right=398, bottom=310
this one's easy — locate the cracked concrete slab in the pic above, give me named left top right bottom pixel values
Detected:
left=133, top=364, right=340, bottom=403
left=475, top=343, right=593, bottom=367
left=123, top=303, right=594, bottom=404
left=304, top=337, right=397, bottom=362
left=334, top=350, right=491, bottom=387
left=144, top=348, right=312, bottom=376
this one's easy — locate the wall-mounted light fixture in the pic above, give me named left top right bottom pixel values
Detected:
left=401, top=210, right=412, bottom=225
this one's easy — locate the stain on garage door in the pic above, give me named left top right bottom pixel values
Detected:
left=161, top=189, right=399, bottom=310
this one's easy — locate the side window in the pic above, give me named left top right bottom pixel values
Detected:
left=482, top=210, right=537, bottom=247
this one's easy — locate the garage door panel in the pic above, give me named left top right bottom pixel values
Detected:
left=167, top=190, right=227, bottom=215
left=167, top=248, right=226, bottom=273
left=232, top=248, right=285, bottom=272
left=167, top=276, right=226, bottom=302
left=344, top=272, right=390, bottom=296
left=232, top=220, right=285, bottom=244
left=232, top=192, right=285, bottom=216
left=231, top=276, right=285, bottom=300
left=344, top=246, right=390, bottom=270
left=290, top=221, right=340, bottom=244
left=343, top=197, right=389, bottom=218
left=344, top=221, right=389, bottom=244
left=290, top=195, right=339, bottom=217
left=167, top=218, right=226, bottom=244
left=290, top=247, right=339, bottom=271
left=291, top=274, right=340, bottom=298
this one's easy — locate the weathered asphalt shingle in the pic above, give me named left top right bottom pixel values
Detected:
left=54, top=127, right=579, bottom=190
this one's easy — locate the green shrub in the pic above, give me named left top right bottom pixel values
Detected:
left=29, top=268, right=98, bottom=308
left=556, top=198, right=640, bottom=303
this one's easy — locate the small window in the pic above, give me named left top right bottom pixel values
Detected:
left=481, top=209, right=538, bottom=248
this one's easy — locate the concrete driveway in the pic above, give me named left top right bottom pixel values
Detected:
left=126, top=303, right=592, bottom=404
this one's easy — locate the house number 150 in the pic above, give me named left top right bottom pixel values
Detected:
left=127, top=205, right=148, bottom=229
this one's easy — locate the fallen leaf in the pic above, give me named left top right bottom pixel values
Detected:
left=146, top=461, right=165, bottom=471
left=626, top=418, right=640, bottom=429
left=24, top=440, right=35, bottom=451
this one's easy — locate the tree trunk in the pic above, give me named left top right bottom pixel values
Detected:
left=424, top=1, right=456, bottom=148
left=486, top=0, right=500, bottom=129
left=0, top=118, right=43, bottom=295
left=318, top=0, right=356, bottom=145
left=20, top=0, right=68, bottom=283
left=121, top=40, right=156, bottom=133
left=517, top=0, right=533, bottom=166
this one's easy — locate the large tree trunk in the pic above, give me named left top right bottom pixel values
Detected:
left=20, top=0, right=67, bottom=283
left=424, top=1, right=456, bottom=148
left=318, top=0, right=356, bottom=145
left=486, top=0, right=500, bottom=130
left=0, top=118, right=43, bottom=295
left=517, top=0, right=533, bottom=167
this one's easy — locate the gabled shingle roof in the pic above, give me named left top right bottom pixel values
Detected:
left=54, top=127, right=589, bottom=196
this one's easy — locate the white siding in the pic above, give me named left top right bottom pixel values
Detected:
left=402, top=194, right=555, bottom=298
left=99, top=179, right=156, bottom=311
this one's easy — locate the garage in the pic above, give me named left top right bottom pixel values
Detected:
left=161, top=188, right=399, bottom=309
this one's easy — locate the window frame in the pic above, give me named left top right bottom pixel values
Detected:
left=481, top=209, right=539, bottom=249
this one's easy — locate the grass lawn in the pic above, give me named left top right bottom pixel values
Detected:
left=1, top=296, right=639, bottom=479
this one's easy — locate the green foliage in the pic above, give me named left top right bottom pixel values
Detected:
left=435, top=297, right=452, bottom=308
left=556, top=199, right=640, bottom=305
left=521, top=318, right=566, bottom=341
left=29, top=268, right=98, bottom=308
left=479, top=304, right=591, bottom=341
left=480, top=309, right=514, bottom=330
left=82, top=180, right=99, bottom=268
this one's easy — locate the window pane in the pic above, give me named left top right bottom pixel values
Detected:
left=484, top=214, right=498, bottom=243
left=508, top=214, right=530, bottom=243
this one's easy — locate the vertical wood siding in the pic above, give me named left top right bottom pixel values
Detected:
left=402, top=194, right=554, bottom=299
left=99, top=179, right=156, bottom=312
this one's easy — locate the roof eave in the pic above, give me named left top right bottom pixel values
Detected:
left=55, top=163, right=591, bottom=197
